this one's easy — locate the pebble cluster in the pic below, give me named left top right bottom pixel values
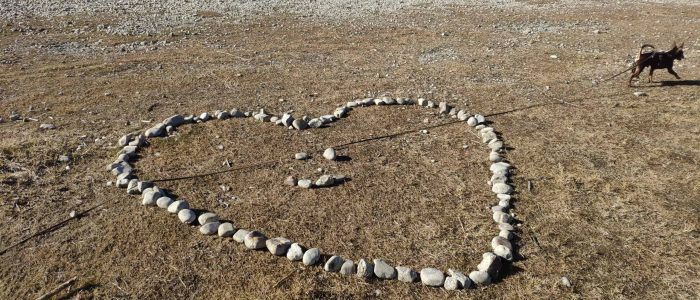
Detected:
left=107, top=95, right=518, bottom=290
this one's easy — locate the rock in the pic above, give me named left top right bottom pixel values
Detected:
left=444, top=277, right=459, bottom=290
left=244, top=231, right=267, bottom=249
left=319, top=115, right=337, bottom=124
left=475, top=124, right=486, bottom=130
left=491, top=205, right=505, bottom=213
left=295, top=152, right=309, bottom=160
left=468, top=270, right=491, bottom=286
left=420, top=268, right=445, bottom=287
left=493, top=211, right=513, bottom=224
left=340, top=260, right=356, bottom=275
left=198, top=212, right=219, bottom=225
left=323, top=148, right=336, bottom=160
left=499, top=223, right=515, bottom=232
left=315, top=175, right=335, bottom=187
left=177, top=209, right=196, bottom=224
left=499, top=229, right=513, bottom=240
left=142, top=190, right=162, bottom=206
left=216, top=111, right=230, bottom=120
left=373, top=259, right=397, bottom=279
left=284, top=176, right=297, bottom=186
left=199, top=222, right=220, bottom=235
left=475, top=114, right=486, bottom=124
left=448, top=269, right=471, bottom=289
left=266, top=237, right=292, bottom=256
left=494, top=245, right=514, bottom=261
left=457, top=110, right=469, bottom=121
left=489, top=151, right=502, bottom=162
left=126, top=179, right=139, bottom=194
left=297, top=179, right=313, bottom=189
left=69, top=210, right=77, bottom=218
left=492, top=183, right=513, bottom=194
left=308, top=118, right=323, bottom=128
left=39, top=123, right=56, bottom=130
left=116, top=173, right=132, bottom=188
left=426, top=100, right=436, bottom=108
left=230, top=109, right=245, bottom=118
left=467, top=116, right=478, bottom=127
left=286, top=243, right=304, bottom=261
left=281, top=113, right=295, bottom=126
left=145, top=124, right=165, bottom=137
left=199, top=112, right=210, bottom=121
left=166, top=125, right=175, bottom=134
left=497, top=193, right=512, bottom=202
left=137, top=181, right=153, bottom=193
left=490, top=162, right=511, bottom=175
left=167, top=200, right=189, bottom=213
left=561, top=276, right=572, bottom=287
left=396, top=266, right=417, bottom=283
left=492, top=236, right=513, bottom=250
left=381, top=96, right=396, bottom=105
left=357, top=258, right=374, bottom=279
left=324, top=255, right=344, bottom=272
left=477, top=252, right=502, bottom=279
left=481, top=131, right=497, bottom=143
left=292, top=119, right=308, bottom=130
left=417, top=98, right=428, bottom=106
left=233, top=229, right=249, bottom=243
left=118, top=134, right=132, bottom=146
left=156, top=196, right=174, bottom=209
left=438, top=102, right=451, bottom=114
left=488, top=139, right=503, bottom=151
left=334, top=107, right=349, bottom=118
left=302, top=248, right=321, bottom=266
left=164, top=115, right=186, bottom=127
left=633, top=91, right=647, bottom=97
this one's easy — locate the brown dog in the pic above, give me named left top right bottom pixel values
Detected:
left=629, top=42, right=685, bottom=86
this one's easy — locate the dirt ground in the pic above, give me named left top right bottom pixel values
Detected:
left=1, top=1, right=699, bottom=299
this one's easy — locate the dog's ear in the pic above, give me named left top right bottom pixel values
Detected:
left=671, top=41, right=677, bottom=49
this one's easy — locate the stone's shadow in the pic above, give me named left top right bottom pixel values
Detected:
left=335, top=155, right=352, bottom=162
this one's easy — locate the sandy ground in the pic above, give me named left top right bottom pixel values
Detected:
left=1, top=1, right=699, bottom=299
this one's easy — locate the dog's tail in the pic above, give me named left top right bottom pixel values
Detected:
left=635, top=44, right=655, bottom=62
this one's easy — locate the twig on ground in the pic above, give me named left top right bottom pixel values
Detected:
left=35, top=276, right=77, bottom=300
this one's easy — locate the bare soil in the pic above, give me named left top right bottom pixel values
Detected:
left=1, top=2, right=699, bottom=299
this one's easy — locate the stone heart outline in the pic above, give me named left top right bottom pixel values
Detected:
left=107, top=96, right=518, bottom=290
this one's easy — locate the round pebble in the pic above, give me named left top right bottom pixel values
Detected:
left=373, top=259, right=397, bottom=280
left=396, top=266, right=417, bottom=283
left=323, top=148, right=336, bottom=160
left=177, top=209, right=196, bottom=224
left=315, top=175, right=335, bottom=187
left=218, top=222, right=236, bottom=237
left=297, top=179, right=313, bottom=189
left=340, top=260, right=356, bottom=275
left=469, top=270, right=492, bottom=286
left=198, top=212, right=219, bottom=225
left=295, top=152, right=309, bottom=160
left=420, top=268, right=445, bottom=287
left=357, top=258, right=374, bottom=279
left=324, top=255, right=344, bottom=272
left=244, top=231, right=267, bottom=249
left=286, top=243, right=304, bottom=261
left=467, top=116, right=478, bottom=126
left=156, top=196, right=174, bottom=209
left=302, top=248, right=321, bottom=266
left=167, top=200, right=189, bottom=213
left=266, top=237, right=292, bottom=256
left=492, top=182, right=513, bottom=194
left=199, top=221, right=220, bottom=235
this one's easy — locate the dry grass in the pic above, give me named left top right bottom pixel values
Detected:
left=1, top=2, right=699, bottom=299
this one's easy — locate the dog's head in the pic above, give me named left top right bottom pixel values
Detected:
left=671, top=42, right=685, bottom=60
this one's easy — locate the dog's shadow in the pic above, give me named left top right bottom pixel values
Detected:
left=658, top=80, right=700, bottom=87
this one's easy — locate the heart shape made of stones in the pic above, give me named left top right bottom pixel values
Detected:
left=108, top=96, right=518, bottom=290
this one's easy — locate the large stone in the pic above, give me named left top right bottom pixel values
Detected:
left=230, top=109, right=245, bottom=118
left=118, top=134, right=132, bottom=147
left=467, top=116, right=478, bottom=127
left=373, top=259, right=397, bottom=279
left=218, top=222, right=236, bottom=237
left=145, top=123, right=165, bottom=137
left=177, top=209, right=196, bottom=224
left=308, top=118, right=323, bottom=128
left=297, top=179, right=313, bottom=189
left=164, top=115, right=186, bottom=127
left=266, top=237, right=292, bottom=256
left=396, top=266, right=417, bottom=283
left=420, top=268, right=445, bottom=287
left=323, top=148, right=336, bottom=160
left=447, top=269, right=471, bottom=289
left=167, top=200, right=189, bottom=213
left=417, top=98, right=428, bottom=106
left=286, top=243, right=304, bottom=261
left=493, top=211, right=513, bottom=224
left=438, top=102, right=451, bottom=114
left=492, top=236, right=513, bottom=250
left=457, top=110, right=469, bottom=121
left=302, top=248, right=321, bottom=266
left=233, top=229, right=249, bottom=243
left=334, top=107, right=349, bottom=118
left=198, top=212, right=219, bottom=225
left=156, top=196, right=174, bottom=209
left=340, top=260, right=356, bottom=275
left=494, top=245, right=514, bottom=261
left=357, top=258, right=374, bottom=279
left=292, top=119, right=308, bottom=130
left=281, top=113, right=295, bottom=126
left=126, top=179, right=139, bottom=195
left=244, top=231, right=267, bottom=249
left=477, top=252, right=502, bottom=279
left=324, top=255, right=344, bottom=272
left=199, top=222, right=220, bottom=235
left=492, top=183, right=513, bottom=194
left=468, top=270, right=491, bottom=286
left=142, top=190, right=162, bottom=206
left=315, top=175, right=335, bottom=187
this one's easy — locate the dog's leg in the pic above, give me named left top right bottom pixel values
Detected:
left=667, top=67, right=681, bottom=79
left=648, top=68, right=654, bottom=83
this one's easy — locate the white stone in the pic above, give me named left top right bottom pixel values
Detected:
left=448, top=269, right=471, bottom=289
left=417, top=98, right=428, bottom=106
left=475, top=114, right=486, bottom=123
left=266, top=237, right=292, bottom=256
left=177, top=209, right=196, bottom=224
left=315, top=175, right=335, bottom=187
left=499, top=229, right=514, bottom=240
left=244, top=231, right=267, bottom=249
left=492, top=236, right=513, bottom=250
left=118, top=134, right=132, bottom=146
left=373, top=259, right=397, bottom=279
left=156, top=196, right=174, bottom=209
left=294, top=152, right=309, bottom=160
left=340, top=260, right=356, bottom=275
left=324, top=255, right=344, bottom=272
left=197, top=212, right=219, bottom=225
left=218, top=222, right=236, bottom=237
left=467, top=116, right=478, bottom=127
left=302, top=248, right=321, bottom=266
left=167, top=200, right=189, bottom=213
left=396, top=266, right=417, bottom=283
left=230, top=109, right=245, bottom=118
left=489, top=151, right=502, bottom=162
left=323, top=148, right=336, bottom=160
left=233, top=229, right=249, bottom=243
left=561, top=276, right=572, bottom=287
left=468, top=270, right=491, bottom=286
left=444, top=277, right=459, bottom=290
left=438, top=102, right=451, bottom=114
left=492, top=183, right=513, bottom=194
left=457, top=110, right=469, bottom=121
left=142, top=190, right=161, bottom=206
left=357, top=258, right=374, bottom=278
left=420, top=268, right=445, bottom=287
left=292, top=119, right=308, bottom=130
left=493, top=211, right=513, bottom=224
left=284, top=176, right=297, bottom=186
left=477, top=252, right=502, bottom=279
left=308, top=118, right=323, bottom=128
left=494, top=244, right=514, bottom=261
left=199, top=222, right=220, bottom=235
left=286, top=243, right=304, bottom=261
left=297, top=179, right=313, bottom=189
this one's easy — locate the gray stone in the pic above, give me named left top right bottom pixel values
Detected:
left=126, top=179, right=139, bottom=194
left=475, top=114, right=486, bottom=123
left=438, top=102, right=451, bottom=114
left=448, top=269, right=471, bottom=289
left=319, top=115, right=337, bottom=124
left=292, top=119, right=308, bottom=130
left=230, top=109, right=245, bottom=118
left=142, top=190, right=162, bottom=206
left=164, top=115, right=186, bottom=127
left=489, top=151, right=502, bottom=162
left=233, top=229, right=250, bottom=243
left=373, top=259, right=397, bottom=279
left=457, top=110, right=469, bottom=121
left=297, top=179, right=313, bottom=189
left=499, top=223, right=515, bottom=232
left=493, top=211, right=513, bottom=224
left=323, top=148, right=336, bottom=160
left=199, top=112, right=210, bottom=121
left=156, top=196, right=174, bottom=209
left=492, top=183, right=513, bottom=194
left=340, top=260, right=356, bottom=275
left=467, top=116, right=478, bottom=127
left=357, top=258, right=374, bottom=279
left=477, top=252, right=502, bottom=279
left=490, top=162, right=511, bottom=175
left=302, top=248, right=321, bottom=266
left=481, top=131, right=497, bottom=143
left=417, top=98, right=428, bottom=106
left=39, top=123, right=56, bottom=130
left=284, top=176, right=297, bottom=186
left=308, top=118, right=323, bottom=128
left=118, top=134, right=132, bottom=146
left=444, top=277, right=459, bottom=290
left=420, top=268, right=445, bottom=287
left=266, top=237, right=292, bottom=256
left=244, top=231, right=267, bottom=249
left=426, top=100, right=436, bottom=108
left=324, top=255, right=344, bottom=272
left=488, top=139, right=504, bottom=151
left=198, top=212, right=219, bottom=225
left=295, top=152, right=309, bottom=160
left=494, top=245, right=514, bottom=261
left=334, top=107, right=349, bottom=118
left=218, top=222, right=236, bottom=237
left=492, top=236, right=513, bottom=250
left=145, top=123, right=165, bottom=137
left=499, top=229, right=514, bottom=240
left=216, top=110, right=230, bottom=119
left=315, top=175, right=335, bottom=187
left=286, top=243, right=304, bottom=261
left=199, top=222, right=220, bottom=235
left=468, top=270, right=491, bottom=286
left=167, top=200, right=189, bottom=213
left=177, top=209, right=196, bottom=224
left=281, top=113, right=295, bottom=126
left=396, top=266, right=417, bottom=283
